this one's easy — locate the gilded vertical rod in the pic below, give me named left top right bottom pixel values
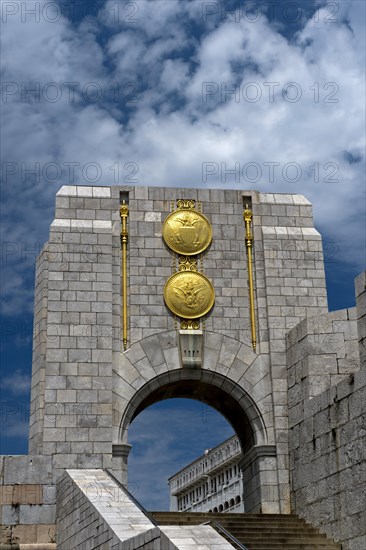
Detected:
left=171, top=200, right=178, bottom=332
left=120, top=201, right=129, bottom=350
left=243, top=205, right=257, bottom=352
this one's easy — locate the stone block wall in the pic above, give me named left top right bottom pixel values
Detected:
left=356, top=271, right=366, bottom=367
left=0, top=456, right=56, bottom=545
left=28, top=186, right=119, bottom=475
left=288, top=272, right=366, bottom=550
left=287, top=307, right=360, bottom=404
left=249, top=193, right=328, bottom=511
left=289, top=370, right=366, bottom=550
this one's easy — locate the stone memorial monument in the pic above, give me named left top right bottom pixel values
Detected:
left=0, top=185, right=364, bottom=550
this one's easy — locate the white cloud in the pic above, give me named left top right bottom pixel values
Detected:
left=159, top=59, right=191, bottom=95
left=1, top=0, right=365, bottom=315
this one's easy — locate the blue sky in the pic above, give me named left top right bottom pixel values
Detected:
left=0, top=0, right=365, bottom=510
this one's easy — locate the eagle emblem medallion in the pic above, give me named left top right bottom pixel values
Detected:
left=164, top=271, right=215, bottom=319
left=162, top=210, right=212, bottom=255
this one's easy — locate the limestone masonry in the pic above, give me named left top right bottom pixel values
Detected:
left=0, top=185, right=364, bottom=550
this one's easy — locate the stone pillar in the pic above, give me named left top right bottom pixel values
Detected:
left=239, top=445, right=279, bottom=513
left=258, top=194, right=328, bottom=515
left=29, top=246, right=49, bottom=455
left=112, top=443, right=132, bottom=485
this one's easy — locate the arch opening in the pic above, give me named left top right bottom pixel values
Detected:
left=119, top=369, right=267, bottom=454
left=127, top=397, right=237, bottom=511
left=114, top=369, right=278, bottom=513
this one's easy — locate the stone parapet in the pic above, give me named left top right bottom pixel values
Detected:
left=287, top=307, right=360, bottom=409
left=289, top=368, right=366, bottom=550
left=56, top=469, right=234, bottom=549
left=355, top=271, right=366, bottom=369
left=288, top=272, right=366, bottom=550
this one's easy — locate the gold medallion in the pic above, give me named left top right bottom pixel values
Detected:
left=164, top=271, right=215, bottom=319
left=162, top=210, right=212, bottom=255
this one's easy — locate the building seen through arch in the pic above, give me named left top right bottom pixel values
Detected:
left=169, top=435, right=244, bottom=513
left=0, top=185, right=364, bottom=550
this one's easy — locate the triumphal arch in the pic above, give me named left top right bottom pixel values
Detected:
left=28, top=185, right=328, bottom=513
left=2, top=185, right=365, bottom=549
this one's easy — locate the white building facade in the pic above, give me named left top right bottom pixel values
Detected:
left=168, top=435, right=244, bottom=513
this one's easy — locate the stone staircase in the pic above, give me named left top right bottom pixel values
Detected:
left=150, top=512, right=342, bottom=550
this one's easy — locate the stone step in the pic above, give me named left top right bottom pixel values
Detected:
left=154, top=523, right=327, bottom=535
left=156, top=524, right=325, bottom=534
left=154, top=517, right=324, bottom=533
left=220, top=531, right=329, bottom=539
left=150, top=512, right=341, bottom=549
left=240, top=537, right=335, bottom=543
left=151, top=512, right=314, bottom=526
left=222, top=536, right=341, bottom=550
left=152, top=512, right=309, bottom=519
left=153, top=519, right=320, bottom=529
left=151, top=517, right=320, bottom=530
